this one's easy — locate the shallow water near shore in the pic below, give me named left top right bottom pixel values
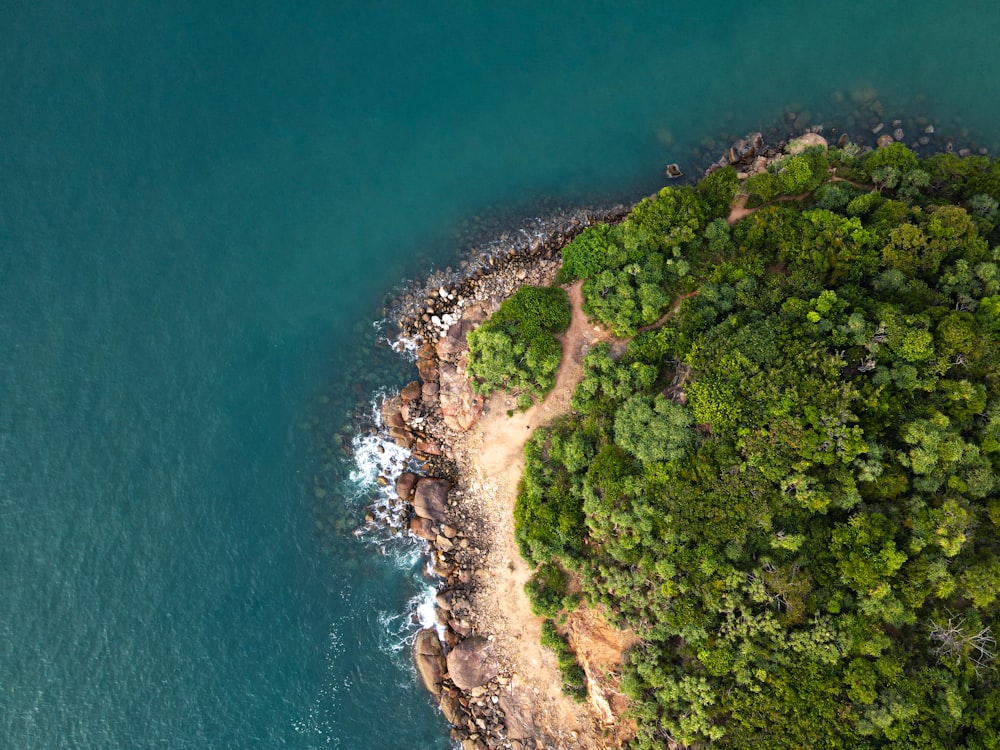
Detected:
left=4, top=1, right=1000, bottom=747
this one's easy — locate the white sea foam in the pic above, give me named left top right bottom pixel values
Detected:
left=345, top=391, right=418, bottom=542
left=377, top=584, right=446, bottom=658
left=373, top=318, right=422, bottom=360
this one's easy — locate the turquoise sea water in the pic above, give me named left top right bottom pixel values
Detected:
left=3, top=2, right=1000, bottom=747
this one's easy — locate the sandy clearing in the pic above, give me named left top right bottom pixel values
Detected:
left=458, top=280, right=633, bottom=749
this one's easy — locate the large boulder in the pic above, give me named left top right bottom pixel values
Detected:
left=409, top=515, right=436, bottom=540
left=439, top=691, right=463, bottom=725
left=414, top=629, right=446, bottom=695
left=413, top=477, right=450, bottom=522
left=381, top=395, right=406, bottom=429
left=416, top=357, right=439, bottom=383
left=497, top=681, right=537, bottom=742
left=396, top=472, right=418, bottom=501
left=400, top=380, right=423, bottom=402
left=446, top=636, right=501, bottom=690
left=785, top=132, right=828, bottom=155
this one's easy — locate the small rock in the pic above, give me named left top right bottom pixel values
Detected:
left=665, top=163, right=683, bottom=178
left=871, top=122, right=884, bottom=135
left=876, top=134, right=895, bottom=148
left=436, top=534, right=455, bottom=553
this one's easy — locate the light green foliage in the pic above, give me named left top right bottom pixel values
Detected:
left=466, top=285, right=570, bottom=403
left=570, top=186, right=709, bottom=336
left=614, top=394, right=693, bottom=464
left=558, top=223, right=616, bottom=282
left=745, top=169, right=779, bottom=204
left=696, top=165, right=739, bottom=218
left=571, top=342, right=658, bottom=415
left=866, top=142, right=919, bottom=173
left=509, top=145, right=1000, bottom=748
left=747, top=147, right=830, bottom=205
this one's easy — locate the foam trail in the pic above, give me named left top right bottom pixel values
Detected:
left=373, top=318, right=422, bottom=360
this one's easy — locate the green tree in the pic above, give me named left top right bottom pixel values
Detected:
left=614, top=394, right=694, bottom=464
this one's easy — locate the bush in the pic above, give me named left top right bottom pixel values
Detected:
left=697, top=166, right=740, bottom=218
left=466, top=285, right=570, bottom=401
left=614, top=394, right=694, bottom=464
left=864, top=141, right=919, bottom=177
left=559, top=223, right=617, bottom=282
left=745, top=171, right=779, bottom=205
left=539, top=619, right=588, bottom=702
left=525, top=560, right=571, bottom=618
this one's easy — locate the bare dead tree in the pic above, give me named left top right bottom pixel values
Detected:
left=858, top=356, right=876, bottom=373
left=930, top=613, right=997, bottom=676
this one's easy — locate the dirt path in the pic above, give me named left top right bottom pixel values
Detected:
left=460, top=280, right=634, bottom=749
left=726, top=174, right=873, bottom=226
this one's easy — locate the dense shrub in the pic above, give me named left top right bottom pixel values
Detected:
left=524, top=560, right=573, bottom=618
left=696, top=165, right=740, bottom=218
left=539, top=619, right=588, bottom=701
left=504, top=144, right=1000, bottom=749
left=466, top=285, right=570, bottom=404
left=558, top=223, right=617, bottom=282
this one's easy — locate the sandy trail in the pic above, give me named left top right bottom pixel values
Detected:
left=461, top=280, right=633, bottom=748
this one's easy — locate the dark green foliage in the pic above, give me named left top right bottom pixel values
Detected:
left=564, top=186, right=709, bottom=336
left=514, top=422, right=589, bottom=565
left=558, top=223, right=616, bottom=282
left=525, top=560, right=574, bottom=618
left=696, top=165, right=739, bottom=218
left=466, top=285, right=570, bottom=402
left=540, top=620, right=588, bottom=701
left=502, top=144, right=1000, bottom=749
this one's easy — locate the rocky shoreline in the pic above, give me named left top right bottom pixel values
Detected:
left=359, top=116, right=985, bottom=750
left=374, top=207, right=619, bottom=750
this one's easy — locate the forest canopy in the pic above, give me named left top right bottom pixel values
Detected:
left=490, top=142, right=1000, bottom=749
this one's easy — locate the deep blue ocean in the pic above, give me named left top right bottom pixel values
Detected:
left=3, top=2, right=1000, bottom=747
